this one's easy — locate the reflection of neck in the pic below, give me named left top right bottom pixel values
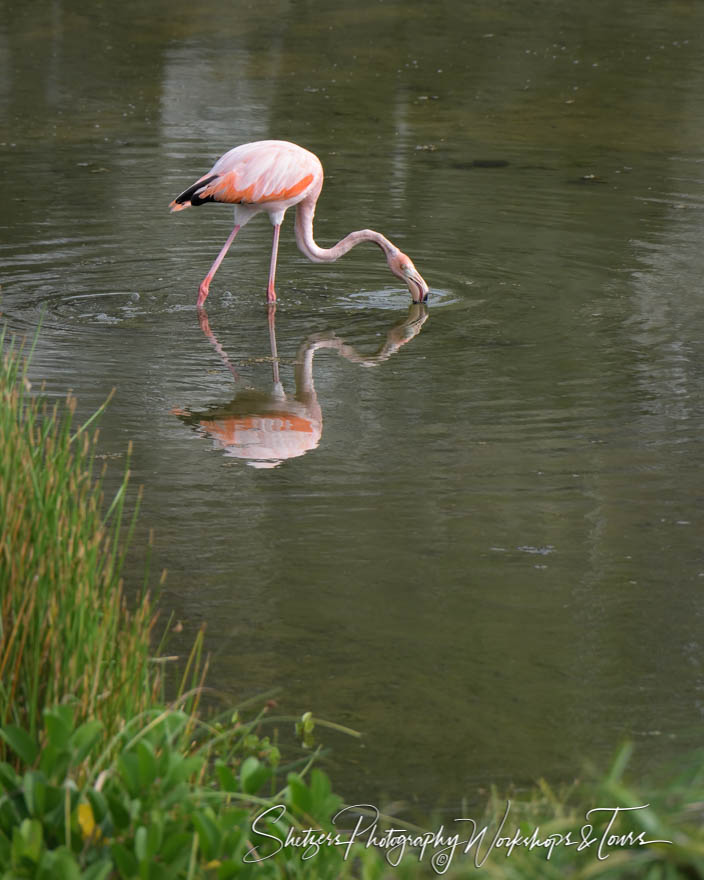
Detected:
left=296, top=304, right=428, bottom=370
left=295, top=195, right=396, bottom=264
left=294, top=343, right=316, bottom=399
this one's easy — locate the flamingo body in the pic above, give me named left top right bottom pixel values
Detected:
left=170, top=140, right=321, bottom=223
left=169, top=140, right=428, bottom=306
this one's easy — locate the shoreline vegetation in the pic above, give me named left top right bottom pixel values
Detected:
left=1, top=325, right=703, bottom=879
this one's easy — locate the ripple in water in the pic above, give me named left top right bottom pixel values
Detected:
left=341, top=285, right=461, bottom=310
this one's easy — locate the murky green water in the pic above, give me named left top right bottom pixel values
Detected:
left=3, top=0, right=704, bottom=809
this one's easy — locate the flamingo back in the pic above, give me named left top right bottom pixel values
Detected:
left=170, top=140, right=322, bottom=212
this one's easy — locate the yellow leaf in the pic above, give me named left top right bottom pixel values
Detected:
left=77, top=802, right=101, bottom=840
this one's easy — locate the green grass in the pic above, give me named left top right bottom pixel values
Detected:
left=0, top=325, right=162, bottom=755
left=441, top=746, right=704, bottom=879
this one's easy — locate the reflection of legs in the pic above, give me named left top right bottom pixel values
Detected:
left=267, top=224, right=281, bottom=304
left=197, top=225, right=241, bottom=307
left=268, top=303, right=283, bottom=393
left=196, top=306, right=239, bottom=382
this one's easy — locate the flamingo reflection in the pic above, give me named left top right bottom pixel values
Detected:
left=172, top=303, right=428, bottom=468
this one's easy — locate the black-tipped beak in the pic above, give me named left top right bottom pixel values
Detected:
left=408, top=270, right=429, bottom=304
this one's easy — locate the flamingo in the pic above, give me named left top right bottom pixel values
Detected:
left=169, top=140, right=429, bottom=307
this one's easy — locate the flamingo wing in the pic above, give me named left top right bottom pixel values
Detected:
left=169, top=141, right=320, bottom=211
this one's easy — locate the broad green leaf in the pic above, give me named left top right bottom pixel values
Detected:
left=22, top=770, right=47, bottom=817
left=142, top=711, right=186, bottom=746
left=111, top=841, right=138, bottom=878
left=147, top=818, right=163, bottom=858
left=134, top=824, right=148, bottom=862
left=36, top=846, right=81, bottom=880
left=39, top=743, right=71, bottom=781
left=69, top=720, right=103, bottom=763
left=215, top=761, right=237, bottom=792
left=159, top=830, right=193, bottom=863
left=193, top=811, right=219, bottom=859
left=38, top=781, right=64, bottom=821
left=309, top=769, right=341, bottom=821
left=213, top=858, right=240, bottom=879
left=286, top=773, right=312, bottom=814
left=118, top=752, right=140, bottom=795
left=12, top=817, right=43, bottom=864
left=85, top=788, right=109, bottom=825
left=0, top=793, right=24, bottom=829
left=81, top=859, right=114, bottom=880
left=0, top=762, right=19, bottom=794
left=0, top=725, right=39, bottom=766
left=163, top=753, right=202, bottom=788
left=43, top=707, right=74, bottom=751
left=215, top=807, right=249, bottom=831
left=0, top=832, right=11, bottom=866
left=136, top=740, right=157, bottom=789
left=105, top=791, right=131, bottom=830
left=239, top=757, right=270, bottom=795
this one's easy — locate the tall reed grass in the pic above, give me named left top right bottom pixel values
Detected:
left=0, top=325, right=162, bottom=757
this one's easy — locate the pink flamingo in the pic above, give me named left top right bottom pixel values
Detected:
left=169, top=140, right=429, bottom=307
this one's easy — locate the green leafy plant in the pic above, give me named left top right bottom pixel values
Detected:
left=0, top=707, right=373, bottom=879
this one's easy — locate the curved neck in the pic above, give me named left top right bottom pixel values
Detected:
left=295, top=195, right=397, bottom=264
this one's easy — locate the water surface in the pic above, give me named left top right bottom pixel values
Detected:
left=3, top=0, right=704, bottom=810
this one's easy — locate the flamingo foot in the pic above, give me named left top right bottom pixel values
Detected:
left=197, top=280, right=210, bottom=308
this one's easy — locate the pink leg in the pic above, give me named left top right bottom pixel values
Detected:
left=267, top=224, right=281, bottom=304
left=197, top=225, right=240, bottom=307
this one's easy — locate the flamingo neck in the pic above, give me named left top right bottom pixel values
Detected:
left=294, top=196, right=397, bottom=264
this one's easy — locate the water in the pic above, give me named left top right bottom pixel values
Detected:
left=3, top=0, right=704, bottom=809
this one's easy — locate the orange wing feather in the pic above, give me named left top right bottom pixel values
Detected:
left=198, top=172, right=314, bottom=205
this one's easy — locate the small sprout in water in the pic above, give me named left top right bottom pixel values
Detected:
left=296, top=711, right=316, bottom=748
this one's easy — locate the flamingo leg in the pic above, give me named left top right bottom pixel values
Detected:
left=267, top=223, right=281, bottom=304
left=197, top=224, right=241, bottom=307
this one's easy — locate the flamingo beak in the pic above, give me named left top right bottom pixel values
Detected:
left=407, top=269, right=429, bottom=303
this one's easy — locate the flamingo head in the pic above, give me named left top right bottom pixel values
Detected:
left=387, top=251, right=429, bottom=303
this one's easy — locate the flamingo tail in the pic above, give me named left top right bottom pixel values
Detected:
left=169, top=174, right=218, bottom=212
